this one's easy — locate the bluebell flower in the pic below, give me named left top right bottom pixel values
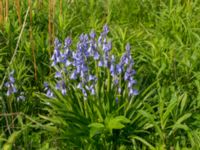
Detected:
left=55, top=81, right=67, bottom=95
left=86, top=85, right=95, bottom=95
left=17, top=94, right=25, bottom=101
left=61, top=81, right=67, bottom=95
left=88, top=75, right=96, bottom=81
left=103, top=24, right=109, bottom=35
left=65, top=60, right=72, bottom=67
left=116, top=97, right=119, bottom=103
left=5, top=71, right=17, bottom=96
left=79, top=33, right=85, bottom=42
left=64, top=37, right=72, bottom=48
left=70, top=70, right=78, bottom=79
left=51, top=46, right=62, bottom=66
left=114, top=78, right=119, bottom=85
left=44, top=82, right=54, bottom=98
left=98, top=59, right=104, bottom=67
left=55, top=71, right=62, bottom=78
left=98, top=35, right=103, bottom=46
left=55, top=82, right=61, bottom=90
left=129, top=88, right=138, bottom=96
left=77, top=82, right=83, bottom=89
left=116, top=63, right=123, bottom=74
left=88, top=43, right=95, bottom=56
left=94, top=51, right=100, bottom=60
left=9, top=74, right=15, bottom=83
left=110, top=55, right=116, bottom=76
left=90, top=30, right=96, bottom=39
left=46, top=89, right=54, bottom=98
left=82, top=88, right=87, bottom=97
left=128, top=78, right=137, bottom=88
left=103, top=41, right=112, bottom=52
left=125, top=43, right=131, bottom=52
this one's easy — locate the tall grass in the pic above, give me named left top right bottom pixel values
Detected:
left=0, top=0, right=200, bottom=149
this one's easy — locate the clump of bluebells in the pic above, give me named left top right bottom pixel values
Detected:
left=4, top=71, right=26, bottom=101
left=45, top=25, right=138, bottom=99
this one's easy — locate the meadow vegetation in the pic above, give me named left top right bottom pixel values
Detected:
left=0, top=0, right=200, bottom=149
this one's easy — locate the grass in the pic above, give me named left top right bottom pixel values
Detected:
left=0, top=0, right=200, bottom=149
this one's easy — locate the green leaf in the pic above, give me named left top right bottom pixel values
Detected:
left=105, top=116, right=130, bottom=133
left=88, top=123, right=105, bottom=138
left=130, top=135, right=155, bottom=150
left=162, top=98, right=177, bottom=128
left=176, top=113, right=192, bottom=125
left=3, top=131, right=21, bottom=150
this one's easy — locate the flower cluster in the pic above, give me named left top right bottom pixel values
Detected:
left=5, top=71, right=17, bottom=96
left=45, top=25, right=138, bottom=98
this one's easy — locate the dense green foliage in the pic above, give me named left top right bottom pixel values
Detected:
left=1, top=0, right=200, bottom=149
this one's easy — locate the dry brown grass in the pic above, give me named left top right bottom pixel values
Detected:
left=0, top=0, right=3, bottom=25
left=4, top=0, right=9, bottom=22
left=14, top=0, right=21, bottom=25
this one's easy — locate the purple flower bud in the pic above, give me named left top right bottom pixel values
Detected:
left=54, top=38, right=62, bottom=49
left=9, top=76, right=15, bottom=83
left=110, top=64, right=115, bottom=76
left=70, top=70, right=78, bottom=79
left=77, top=83, right=83, bottom=89
left=129, top=89, right=138, bottom=96
left=61, top=81, right=67, bottom=95
left=116, top=64, right=123, bottom=74
left=55, top=72, right=62, bottom=78
left=90, top=30, right=96, bottom=39
left=55, top=82, right=61, bottom=90
left=125, top=43, right=131, bottom=52
left=103, top=41, right=112, bottom=52
left=44, top=82, right=48, bottom=88
left=98, top=59, right=104, bottom=67
left=98, top=35, right=103, bottom=46
left=114, top=79, right=119, bottom=85
left=79, top=34, right=85, bottom=42
left=103, top=24, right=109, bottom=34
left=94, top=51, right=100, bottom=60
left=84, top=34, right=89, bottom=41
left=5, top=71, right=17, bottom=96
left=89, top=75, right=96, bottom=81
left=64, top=37, right=72, bottom=47
left=65, top=60, right=71, bottom=67
left=116, top=97, right=119, bottom=103
left=128, top=79, right=137, bottom=88
left=46, top=89, right=54, bottom=98
left=82, top=88, right=87, bottom=97
left=86, top=85, right=95, bottom=95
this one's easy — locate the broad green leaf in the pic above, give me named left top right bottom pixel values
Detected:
left=88, top=123, right=105, bottom=138
left=105, top=116, right=130, bottom=133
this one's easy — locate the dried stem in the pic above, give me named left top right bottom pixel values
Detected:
left=15, top=0, right=21, bottom=26
left=48, top=0, right=52, bottom=50
left=28, top=0, right=37, bottom=81
left=0, top=0, right=3, bottom=25
left=5, top=0, right=8, bottom=22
